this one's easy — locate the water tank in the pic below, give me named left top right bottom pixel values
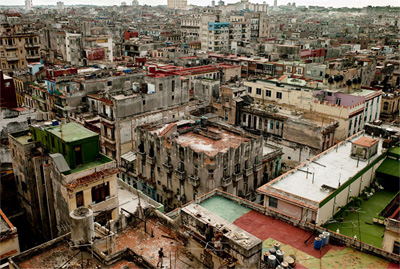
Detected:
left=70, top=207, right=94, bottom=245
left=319, top=234, right=326, bottom=246
left=268, top=255, right=276, bottom=268
left=276, top=249, right=284, bottom=262
left=322, top=231, right=330, bottom=245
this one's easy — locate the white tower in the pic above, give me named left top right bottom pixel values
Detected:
left=25, top=0, right=32, bottom=12
left=274, top=0, right=277, bottom=9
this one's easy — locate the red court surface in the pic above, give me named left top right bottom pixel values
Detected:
left=233, top=210, right=346, bottom=259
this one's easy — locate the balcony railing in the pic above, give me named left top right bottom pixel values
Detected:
left=26, top=55, right=40, bottom=60
left=25, top=43, right=40, bottom=48
left=146, top=155, right=156, bottom=165
left=232, top=172, right=243, bottom=182
left=189, top=175, right=200, bottom=187
left=163, top=162, right=173, bottom=173
left=6, top=56, right=19, bottom=61
left=5, top=44, right=18, bottom=50
left=175, top=169, right=186, bottom=181
left=221, top=176, right=232, bottom=187
left=244, top=167, right=253, bottom=177
left=254, top=162, right=263, bottom=172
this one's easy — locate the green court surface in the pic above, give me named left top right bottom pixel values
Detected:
left=200, top=196, right=251, bottom=223
left=262, top=238, right=392, bottom=268
left=325, top=190, right=396, bottom=248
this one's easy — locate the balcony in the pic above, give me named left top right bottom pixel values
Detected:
left=102, top=135, right=116, bottom=145
left=25, top=43, right=40, bottom=48
left=189, top=175, right=200, bottom=187
left=137, top=150, right=146, bottom=159
left=254, top=162, right=263, bottom=172
left=6, top=56, right=19, bottom=62
left=221, top=176, right=232, bottom=187
left=5, top=44, right=18, bottom=50
left=138, top=174, right=147, bottom=184
left=26, top=55, right=40, bottom=60
left=165, top=188, right=173, bottom=199
left=147, top=178, right=156, bottom=189
left=232, top=172, right=243, bottom=182
left=99, top=113, right=115, bottom=125
left=175, top=169, right=186, bottom=181
left=163, top=162, right=173, bottom=173
left=146, top=155, right=156, bottom=165
left=244, top=167, right=253, bottom=177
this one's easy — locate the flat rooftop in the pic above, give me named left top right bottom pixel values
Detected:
left=115, top=217, right=202, bottom=268
left=174, top=126, right=250, bottom=157
left=262, top=133, right=383, bottom=202
left=192, top=193, right=397, bottom=268
left=45, top=122, right=98, bottom=142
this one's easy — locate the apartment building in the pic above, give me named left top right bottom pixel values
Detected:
left=134, top=119, right=269, bottom=211
left=8, top=122, right=118, bottom=240
left=258, top=133, right=385, bottom=225
left=244, top=79, right=381, bottom=140
left=0, top=22, right=40, bottom=72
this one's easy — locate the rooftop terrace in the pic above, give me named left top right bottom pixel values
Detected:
left=188, top=191, right=398, bottom=268
left=45, top=122, right=98, bottom=142
left=261, top=133, right=383, bottom=202
left=115, top=217, right=202, bottom=268
left=174, top=126, right=250, bottom=157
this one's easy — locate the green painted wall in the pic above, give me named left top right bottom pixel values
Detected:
left=31, top=126, right=100, bottom=169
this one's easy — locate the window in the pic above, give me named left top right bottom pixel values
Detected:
left=107, top=81, right=112, bottom=86
left=171, top=80, right=175, bottom=91
left=276, top=121, right=280, bottom=129
left=159, top=83, right=163, bottom=91
left=256, top=88, right=262, bottom=95
left=76, top=191, right=84, bottom=207
left=276, top=92, right=282, bottom=99
left=393, top=241, right=400, bottom=255
left=265, top=90, right=271, bottom=97
left=269, top=197, right=278, bottom=208
left=91, top=182, right=110, bottom=204
left=270, top=120, right=274, bottom=130
left=172, top=95, right=174, bottom=100
left=143, top=100, right=146, bottom=105
left=247, top=87, right=252, bottom=93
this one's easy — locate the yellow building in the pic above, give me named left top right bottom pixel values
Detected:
left=0, top=23, right=40, bottom=72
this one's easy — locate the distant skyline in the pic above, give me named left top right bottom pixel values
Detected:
left=2, top=0, right=399, bottom=8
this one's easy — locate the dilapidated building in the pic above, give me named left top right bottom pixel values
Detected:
left=9, top=122, right=118, bottom=240
left=134, top=118, right=281, bottom=211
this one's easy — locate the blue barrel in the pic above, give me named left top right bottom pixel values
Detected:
left=263, top=251, right=270, bottom=262
left=314, top=237, right=322, bottom=250
left=269, top=248, right=276, bottom=256
left=319, top=234, right=326, bottom=246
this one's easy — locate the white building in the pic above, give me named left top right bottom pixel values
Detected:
left=25, top=0, right=32, bottom=12
left=258, top=132, right=386, bottom=225
left=167, top=0, right=187, bottom=10
left=57, top=1, right=64, bottom=10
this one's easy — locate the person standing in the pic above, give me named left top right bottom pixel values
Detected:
left=157, top=247, right=165, bottom=268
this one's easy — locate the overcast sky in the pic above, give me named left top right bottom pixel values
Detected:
left=5, top=0, right=399, bottom=8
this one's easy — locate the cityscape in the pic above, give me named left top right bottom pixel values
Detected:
left=0, top=0, right=399, bottom=268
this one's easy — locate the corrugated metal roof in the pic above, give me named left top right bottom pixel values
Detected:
left=121, top=151, right=136, bottom=162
